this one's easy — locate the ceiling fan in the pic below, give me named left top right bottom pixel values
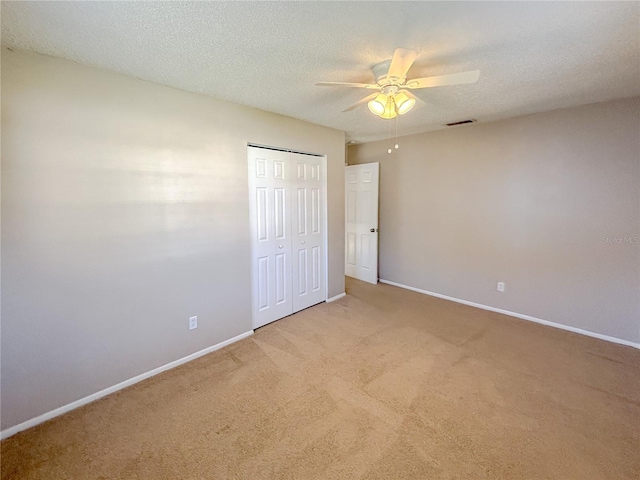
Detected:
left=317, top=48, right=480, bottom=119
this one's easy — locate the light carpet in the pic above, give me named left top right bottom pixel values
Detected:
left=2, top=277, right=639, bottom=479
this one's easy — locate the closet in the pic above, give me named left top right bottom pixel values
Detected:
left=247, top=146, right=326, bottom=329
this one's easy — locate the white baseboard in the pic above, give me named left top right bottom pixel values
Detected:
left=0, top=330, right=254, bottom=440
left=326, top=292, right=346, bottom=303
left=379, top=279, right=640, bottom=350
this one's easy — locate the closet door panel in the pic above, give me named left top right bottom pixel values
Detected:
left=248, top=147, right=293, bottom=328
left=291, top=153, right=326, bottom=312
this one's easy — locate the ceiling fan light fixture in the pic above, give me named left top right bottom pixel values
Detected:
left=368, top=94, right=387, bottom=115
left=379, top=96, right=398, bottom=119
left=394, top=91, right=415, bottom=115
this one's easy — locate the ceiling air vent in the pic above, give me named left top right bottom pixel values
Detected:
left=444, top=119, right=476, bottom=127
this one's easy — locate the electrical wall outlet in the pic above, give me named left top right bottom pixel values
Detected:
left=497, top=282, right=505, bottom=292
left=189, top=316, right=198, bottom=330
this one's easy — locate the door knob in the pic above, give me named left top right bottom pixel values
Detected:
left=370, top=228, right=376, bottom=233
left=278, top=244, right=284, bottom=249
left=301, top=241, right=306, bottom=245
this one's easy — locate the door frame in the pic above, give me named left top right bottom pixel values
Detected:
left=247, top=143, right=329, bottom=330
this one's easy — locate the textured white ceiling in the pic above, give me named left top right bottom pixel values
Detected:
left=2, top=1, right=639, bottom=143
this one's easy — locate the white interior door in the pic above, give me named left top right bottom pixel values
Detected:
left=291, top=153, right=326, bottom=312
left=248, top=147, right=326, bottom=329
left=345, top=163, right=379, bottom=284
left=248, top=147, right=293, bottom=328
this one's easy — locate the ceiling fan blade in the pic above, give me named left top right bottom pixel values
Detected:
left=405, top=70, right=480, bottom=89
left=342, top=92, right=379, bottom=112
left=386, top=48, right=418, bottom=80
left=316, top=82, right=379, bottom=89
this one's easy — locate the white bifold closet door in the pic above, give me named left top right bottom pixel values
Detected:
left=291, top=152, right=326, bottom=313
left=248, top=147, right=326, bottom=329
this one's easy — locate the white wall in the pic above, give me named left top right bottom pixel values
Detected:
left=349, top=98, right=640, bottom=345
left=0, top=48, right=345, bottom=430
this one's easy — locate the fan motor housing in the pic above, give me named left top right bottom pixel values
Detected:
left=382, top=85, right=399, bottom=96
left=372, top=60, right=393, bottom=84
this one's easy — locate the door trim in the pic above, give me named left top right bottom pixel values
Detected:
left=247, top=142, right=324, bottom=157
left=322, top=152, right=329, bottom=303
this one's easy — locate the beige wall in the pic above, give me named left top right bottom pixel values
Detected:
left=349, top=98, right=640, bottom=344
left=0, top=48, right=345, bottom=430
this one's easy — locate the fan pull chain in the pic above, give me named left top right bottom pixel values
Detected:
left=395, top=115, right=399, bottom=150
left=387, top=118, right=392, bottom=154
